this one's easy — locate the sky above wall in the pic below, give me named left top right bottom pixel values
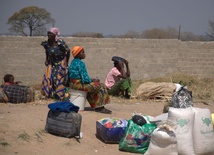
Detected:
left=0, top=0, right=214, bottom=36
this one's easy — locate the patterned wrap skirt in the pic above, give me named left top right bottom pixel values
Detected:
left=42, top=60, right=68, bottom=100
left=69, top=79, right=110, bottom=108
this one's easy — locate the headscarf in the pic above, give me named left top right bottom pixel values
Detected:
left=72, top=46, right=83, bottom=58
left=49, top=27, right=60, bottom=41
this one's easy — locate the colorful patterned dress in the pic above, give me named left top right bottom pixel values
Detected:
left=41, top=39, right=70, bottom=99
left=68, top=58, right=110, bottom=108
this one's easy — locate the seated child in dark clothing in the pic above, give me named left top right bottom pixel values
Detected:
left=4, top=74, right=21, bottom=85
left=1, top=74, right=34, bottom=103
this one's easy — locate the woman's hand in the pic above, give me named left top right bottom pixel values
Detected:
left=61, top=58, right=68, bottom=67
left=45, top=60, right=49, bottom=66
left=124, top=60, right=129, bottom=66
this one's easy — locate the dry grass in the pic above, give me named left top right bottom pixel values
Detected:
left=131, top=73, right=214, bottom=102
left=18, top=132, right=30, bottom=142
left=31, top=73, right=214, bottom=103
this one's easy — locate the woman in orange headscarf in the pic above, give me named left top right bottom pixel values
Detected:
left=68, top=46, right=111, bottom=114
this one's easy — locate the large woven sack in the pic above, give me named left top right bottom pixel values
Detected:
left=136, top=82, right=176, bottom=100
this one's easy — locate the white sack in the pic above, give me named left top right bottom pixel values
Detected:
left=193, top=107, right=214, bottom=155
left=145, top=122, right=178, bottom=155
left=168, top=107, right=195, bottom=155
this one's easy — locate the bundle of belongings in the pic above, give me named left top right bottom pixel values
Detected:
left=96, top=114, right=157, bottom=154
left=45, top=101, right=83, bottom=139
left=117, top=109, right=214, bottom=155
left=148, top=107, right=214, bottom=155
left=119, top=113, right=157, bottom=154
left=100, top=85, right=214, bottom=155
left=145, top=85, right=214, bottom=155
left=136, top=82, right=176, bottom=101
left=0, top=84, right=35, bottom=103
left=163, top=85, right=192, bottom=113
left=96, top=117, right=128, bottom=143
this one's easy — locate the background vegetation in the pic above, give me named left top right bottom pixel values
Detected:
left=131, top=73, right=214, bottom=102
left=7, top=6, right=214, bottom=41
left=32, top=73, right=214, bottom=103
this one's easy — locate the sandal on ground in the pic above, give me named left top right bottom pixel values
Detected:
left=94, top=106, right=112, bottom=114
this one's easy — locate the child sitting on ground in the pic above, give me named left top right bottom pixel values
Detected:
left=3, top=74, right=21, bottom=85
left=105, top=56, right=132, bottom=99
left=1, top=74, right=34, bottom=103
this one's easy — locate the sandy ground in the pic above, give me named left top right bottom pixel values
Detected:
left=0, top=97, right=214, bottom=155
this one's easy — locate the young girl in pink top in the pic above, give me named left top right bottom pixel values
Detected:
left=105, top=57, right=132, bottom=99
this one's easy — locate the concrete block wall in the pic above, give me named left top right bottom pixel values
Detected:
left=0, top=36, right=214, bottom=86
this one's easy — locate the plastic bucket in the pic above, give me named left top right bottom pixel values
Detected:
left=69, top=89, right=87, bottom=111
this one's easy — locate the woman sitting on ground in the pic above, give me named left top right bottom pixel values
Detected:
left=105, top=57, right=132, bottom=99
left=68, top=46, right=111, bottom=114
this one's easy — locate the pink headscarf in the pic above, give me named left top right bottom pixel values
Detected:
left=49, top=27, right=60, bottom=41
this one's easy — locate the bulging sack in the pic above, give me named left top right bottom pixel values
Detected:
left=145, top=120, right=178, bottom=155
left=3, top=85, right=35, bottom=103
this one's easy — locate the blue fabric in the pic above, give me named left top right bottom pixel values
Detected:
left=48, top=101, right=79, bottom=113
left=68, top=58, right=92, bottom=84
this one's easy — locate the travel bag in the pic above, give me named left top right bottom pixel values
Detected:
left=2, top=85, right=35, bottom=103
left=45, top=110, right=82, bottom=138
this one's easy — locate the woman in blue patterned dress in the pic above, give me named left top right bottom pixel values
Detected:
left=41, top=27, right=70, bottom=99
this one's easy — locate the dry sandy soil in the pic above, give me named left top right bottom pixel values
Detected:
left=0, top=97, right=214, bottom=155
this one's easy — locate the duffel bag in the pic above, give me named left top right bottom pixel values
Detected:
left=45, top=110, right=82, bottom=138
left=3, top=85, right=35, bottom=103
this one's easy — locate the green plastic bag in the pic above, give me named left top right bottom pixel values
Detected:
left=119, top=119, right=157, bottom=154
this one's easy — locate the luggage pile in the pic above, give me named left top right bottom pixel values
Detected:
left=45, top=101, right=82, bottom=139
left=43, top=86, right=214, bottom=155
left=94, top=86, right=214, bottom=155
left=94, top=107, right=214, bottom=155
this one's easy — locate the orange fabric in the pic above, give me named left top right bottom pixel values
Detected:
left=72, top=46, right=83, bottom=57
left=55, top=59, right=67, bottom=100
left=42, top=65, right=52, bottom=98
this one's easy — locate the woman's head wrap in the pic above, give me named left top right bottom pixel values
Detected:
left=48, top=27, right=60, bottom=41
left=72, top=46, right=83, bottom=57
